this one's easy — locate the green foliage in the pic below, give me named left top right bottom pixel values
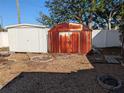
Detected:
left=38, top=0, right=123, bottom=28
left=95, top=0, right=123, bottom=29
left=38, top=0, right=100, bottom=27
left=37, top=12, right=55, bottom=27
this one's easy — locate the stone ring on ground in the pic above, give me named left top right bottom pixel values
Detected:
left=0, top=51, right=11, bottom=57
left=30, top=54, right=54, bottom=63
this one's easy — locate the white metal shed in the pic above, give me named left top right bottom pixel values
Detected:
left=6, top=24, right=49, bottom=53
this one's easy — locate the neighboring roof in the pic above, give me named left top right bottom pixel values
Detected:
left=5, top=24, right=48, bottom=29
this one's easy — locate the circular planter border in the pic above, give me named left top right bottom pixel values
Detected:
left=30, top=55, right=54, bottom=63
left=0, top=51, right=11, bottom=57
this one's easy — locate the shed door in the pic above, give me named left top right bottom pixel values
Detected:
left=17, top=29, right=39, bottom=52
left=59, top=32, right=80, bottom=53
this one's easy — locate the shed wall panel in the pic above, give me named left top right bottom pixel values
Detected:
left=8, top=27, right=49, bottom=53
left=39, top=28, right=49, bottom=52
left=8, top=29, right=18, bottom=51
left=48, top=23, right=92, bottom=54
left=0, top=32, right=9, bottom=48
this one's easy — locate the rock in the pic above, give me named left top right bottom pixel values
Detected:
left=0, top=51, right=11, bottom=57
left=0, top=84, right=3, bottom=89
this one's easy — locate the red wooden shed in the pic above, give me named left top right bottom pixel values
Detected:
left=48, top=23, right=92, bottom=54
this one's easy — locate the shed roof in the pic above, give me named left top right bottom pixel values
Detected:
left=49, top=23, right=91, bottom=32
left=5, top=24, right=48, bottom=29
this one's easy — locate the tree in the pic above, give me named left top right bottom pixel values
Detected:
left=38, top=0, right=103, bottom=27
left=38, top=0, right=84, bottom=27
left=38, top=0, right=123, bottom=29
left=37, top=12, right=57, bottom=27
left=95, top=0, right=123, bottom=30
left=86, top=0, right=105, bottom=29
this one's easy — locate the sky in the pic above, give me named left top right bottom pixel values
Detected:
left=0, top=0, right=49, bottom=27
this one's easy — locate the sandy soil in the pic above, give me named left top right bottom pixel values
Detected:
left=0, top=53, right=93, bottom=88
left=0, top=52, right=124, bottom=93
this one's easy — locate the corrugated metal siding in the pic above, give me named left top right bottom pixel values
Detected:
left=48, top=23, right=92, bottom=54
left=58, top=32, right=80, bottom=53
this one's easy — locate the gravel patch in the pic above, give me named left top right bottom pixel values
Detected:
left=0, top=64, right=124, bottom=93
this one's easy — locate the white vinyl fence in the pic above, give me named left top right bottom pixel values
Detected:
left=0, top=30, right=121, bottom=49
left=92, top=30, right=121, bottom=48
left=0, top=32, right=9, bottom=48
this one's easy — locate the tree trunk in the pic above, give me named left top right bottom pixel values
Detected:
left=108, top=18, right=112, bottom=30
left=108, top=11, right=113, bottom=30
left=79, top=19, right=83, bottom=24
left=88, top=14, right=93, bottom=29
left=88, top=22, right=93, bottom=29
left=75, top=16, right=83, bottom=24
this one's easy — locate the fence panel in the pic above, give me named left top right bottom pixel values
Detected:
left=0, top=32, right=9, bottom=48
left=92, top=30, right=121, bottom=48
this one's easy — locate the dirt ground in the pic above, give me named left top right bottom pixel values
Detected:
left=100, top=47, right=122, bottom=55
left=0, top=47, right=124, bottom=93
left=0, top=53, right=93, bottom=88
left=0, top=64, right=124, bottom=93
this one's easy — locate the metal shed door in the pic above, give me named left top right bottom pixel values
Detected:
left=59, top=32, right=80, bottom=53
left=17, top=29, right=39, bottom=52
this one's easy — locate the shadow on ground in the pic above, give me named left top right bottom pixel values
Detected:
left=0, top=71, right=96, bottom=93
left=0, top=48, right=124, bottom=93
left=0, top=69, right=124, bottom=93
